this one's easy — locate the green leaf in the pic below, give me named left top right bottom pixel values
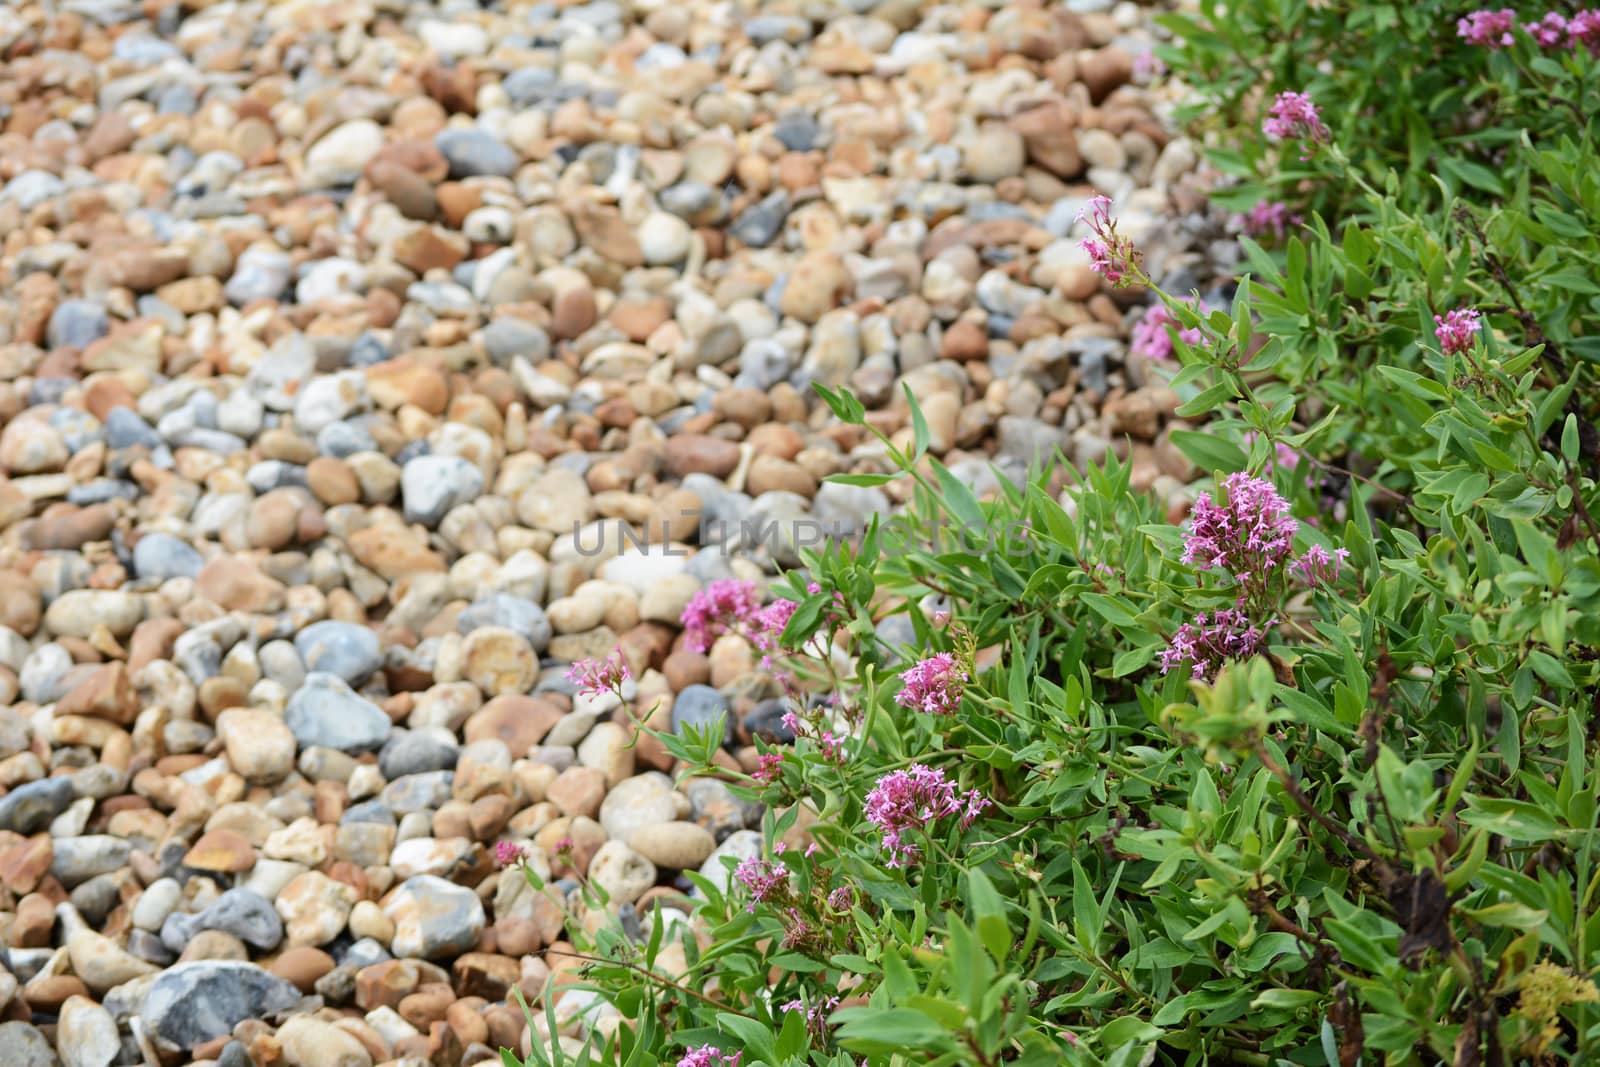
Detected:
left=1167, top=429, right=1247, bottom=475
left=824, top=472, right=899, bottom=487
left=1457, top=902, right=1549, bottom=929
left=904, top=382, right=930, bottom=460
left=1081, top=592, right=1140, bottom=628
left=832, top=1008, right=956, bottom=1053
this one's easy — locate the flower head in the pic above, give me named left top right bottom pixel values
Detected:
left=565, top=648, right=630, bottom=698
left=1077, top=195, right=1140, bottom=286
left=1236, top=200, right=1303, bottom=242
left=1290, top=543, right=1351, bottom=586
left=680, top=579, right=762, bottom=653
left=1158, top=604, right=1269, bottom=680
left=677, top=1046, right=741, bottom=1067
left=1262, top=91, right=1329, bottom=144
left=753, top=751, right=784, bottom=784
left=733, top=856, right=790, bottom=911
left=1525, top=12, right=1568, bottom=45
left=895, top=652, right=968, bottom=715
left=1572, top=10, right=1600, bottom=51
left=1434, top=308, right=1482, bottom=355
left=1458, top=8, right=1517, bottom=46
left=494, top=840, right=526, bottom=866
left=864, top=764, right=990, bottom=867
left=1180, top=472, right=1299, bottom=595
left=827, top=886, right=854, bottom=911
left=1131, top=301, right=1205, bottom=361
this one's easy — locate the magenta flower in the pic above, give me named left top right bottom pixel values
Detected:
left=1158, top=604, right=1269, bottom=680
left=864, top=764, right=990, bottom=867
left=1131, top=301, right=1205, bottom=361
left=1262, top=91, right=1330, bottom=143
left=827, top=886, right=854, bottom=910
left=894, top=652, right=968, bottom=715
left=1525, top=12, right=1568, bottom=45
left=750, top=598, right=799, bottom=668
left=733, top=856, right=790, bottom=911
left=1290, top=543, right=1351, bottom=586
left=1236, top=200, right=1303, bottom=241
left=677, top=1047, right=741, bottom=1067
left=494, top=840, right=526, bottom=866
left=1572, top=10, right=1600, bottom=51
left=752, top=751, right=784, bottom=784
left=680, top=578, right=762, bottom=653
left=1077, top=195, right=1139, bottom=286
left=781, top=996, right=841, bottom=1035
left=1457, top=8, right=1517, bottom=46
left=1434, top=308, right=1482, bottom=355
left=565, top=648, right=630, bottom=697
left=1180, top=472, right=1300, bottom=597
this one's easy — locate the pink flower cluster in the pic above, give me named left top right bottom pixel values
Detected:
left=1458, top=8, right=1600, bottom=50
left=733, top=856, right=790, bottom=910
left=1158, top=604, right=1268, bottom=680
left=1131, top=301, right=1205, bottom=361
left=1078, top=195, right=1139, bottom=285
left=1458, top=8, right=1517, bottom=45
left=494, top=840, right=526, bottom=866
left=864, top=764, right=989, bottom=868
left=781, top=995, right=841, bottom=1035
left=564, top=648, right=630, bottom=698
left=752, top=751, right=784, bottom=784
left=894, top=652, right=968, bottom=715
left=1290, top=543, right=1351, bottom=585
left=1181, top=473, right=1301, bottom=597
left=681, top=579, right=763, bottom=653
left=1262, top=91, right=1329, bottom=144
left=1434, top=307, right=1482, bottom=355
left=679, top=578, right=802, bottom=669
left=677, top=1047, right=741, bottom=1067
left=1237, top=200, right=1304, bottom=241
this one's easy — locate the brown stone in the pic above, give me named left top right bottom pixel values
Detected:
left=367, top=160, right=439, bottom=221
left=0, top=834, right=52, bottom=894
left=1008, top=101, right=1082, bottom=179
left=663, top=435, right=741, bottom=478
left=54, top=661, right=137, bottom=724
left=1079, top=46, right=1133, bottom=103
left=393, top=226, right=468, bottom=275
left=570, top=205, right=643, bottom=266
left=184, top=829, right=257, bottom=872
left=195, top=557, right=287, bottom=613
left=347, top=527, right=446, bottom=581
left=745, top=455, right=817, bottom=497
left=307, top=457, right=362, bottom=506
left=21, top=505, right=115, bottom=550
left=270, top=945, right=336, bottom=993
left=14, top=892, right=57, bottom=946
left=398, top=983, right=455, bottom=1030
left=356, top=959, right=449, bottom=1012
left=607, top=294, right=672, bottom=342
left=368, top=357, right=450, bottom=414
left=129, top=617, right=186, bottom=672
left=546, top=766, right=606, bottom=819
left=0, top=570, right=42, bottom=636
left=452, top=953, right=519, bottom=1000
left=462, top=695, right=564, bottom=758
left=550, top=287, right=597, bottom=340
left=941, top=319, right=989, bottom=362
left=246, top=490, right=302, bottom=551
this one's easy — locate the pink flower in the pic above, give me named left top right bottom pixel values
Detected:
left=753, top=751, right=784, bottom=784
left=864, top=764, right=990, bottom=867
left=680, top=579, right=762, bottom=653
left=782, top=996, right=841, bottom=1033
left=894, top=652, right=968, bottom=715
left=1077, top=195, right=1139, bottom=286
left=826, top=886, right=853, bottom=910
left=1434, top=308, right=1481, bottom=355
left=1132, top=50, right=1167, bottom=80
left=1131, top=301, right=1205, bottom=361
left=564, top=648, right=630, bottom=697
left=751, top=598, right=799, bottom=668
left=1290, top=543, right=1351, bottom=586
left=494, top=840, right=526, bottom=866
left=817, top=730, right=848, bottom=765
left=1158, top=604, right=1269, bottom=680
left=1525, top=12, right=1568, bottom=45
left=1457, top=8, right=1517, bottom=46
left=677, top=1047, right=741, bottom=1067
left=1572, top=10, right=1600, bottom=51
left=733, top=857, right=790, bottom=910
left=1180, top=472, right=1299, bottom=597
left=1236, top=200, right=1303, bottom=241
left=1262, top=91, right=1329, bottom=143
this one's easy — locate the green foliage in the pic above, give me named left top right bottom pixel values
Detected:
left=506, top=7, right=1600, bottom=1067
